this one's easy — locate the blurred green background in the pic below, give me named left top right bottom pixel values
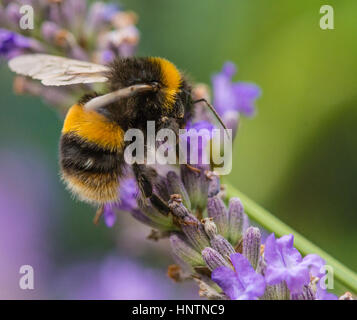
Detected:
left=1, top=0, right=356, bottom=294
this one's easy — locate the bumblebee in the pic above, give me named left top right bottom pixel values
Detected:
left=9, top=54, right=224, bottom=222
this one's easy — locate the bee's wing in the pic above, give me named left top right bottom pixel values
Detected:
left=8, top=54, right=110, bottom=86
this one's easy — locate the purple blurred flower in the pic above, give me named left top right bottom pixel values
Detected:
left=264, top=234, right=325, bottom=294
left=212, top=253, right=266, bottom=300
left=0, top=151, right=53, bottom=299
left=87, top=2, right=121, bottom=31
left=99, top=49, right=116, bottom=64
left=5, top=3, right=21, bottom=25
left=101, top=3, right=122, bottom=22
left=212, top=61, right=261, bottom=117
left=0, top=28, right=30, bottom=58
left=104, top=178, right=138, bottom=227
left=103, top=204, right=116, bottom=228
left=56, top=255, right=198, bottom=299
left=41, top=21, right=61, bottom=42
left=61, top=0, right=87, bottom=24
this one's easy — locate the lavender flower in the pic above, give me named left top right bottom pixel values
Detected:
left=212, top=61, right=261, bottom=117
left=56, top=255, right=198, bottom=299
left=212, top=253, right=266, bottom=300
left=227, top=197, right=246, bottom=246
left=207, top=196, right=229, bottom=238
left=0, top=151, right=53, bottom=299
left=242, top=227, right=261, bottom=270
left=3, top=1, right=352, bottom=301
left=264, top=233, right=325, bottom=294
left=1, top=1, right=139, bottom=108
left=0, top=29, right=40, bottom=59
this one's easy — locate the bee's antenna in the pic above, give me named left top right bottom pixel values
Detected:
left=193, top=98, right=227, bottom=130
left=84, top=83, right=158, bottom=110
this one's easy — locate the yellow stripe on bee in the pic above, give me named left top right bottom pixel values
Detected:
left=62, top=171, right=119, bottom=204
left=150, top=57, right=182, bottom=109
left=62, top=104, right=124, bottom=152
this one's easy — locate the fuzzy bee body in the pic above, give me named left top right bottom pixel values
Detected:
left=59, top=57, right=193, bottom=205
left=60, top=105, right=125, bottom=204
left=9, top=54, right=224, bottom=213
left=9, top=53, right=225, bottom=215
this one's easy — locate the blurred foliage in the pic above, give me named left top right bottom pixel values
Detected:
left=1, top=0, right=356, bottom=282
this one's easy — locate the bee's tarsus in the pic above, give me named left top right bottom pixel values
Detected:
left=93, top=205, right=105, bottom=225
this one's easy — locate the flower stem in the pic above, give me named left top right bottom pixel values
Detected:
left=226, top=183, right=357, bottom=294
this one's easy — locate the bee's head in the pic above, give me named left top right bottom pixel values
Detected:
left=107, top=57, right=182, bottom=110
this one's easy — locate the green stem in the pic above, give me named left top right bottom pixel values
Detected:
left=226, top=183, right=357, bottom=295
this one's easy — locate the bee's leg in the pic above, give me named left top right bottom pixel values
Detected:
left=93, top=204, right=104, bottom=225
left=184, top=164, right=201, bottom=173
left=132, top=163, right=170, bottom=215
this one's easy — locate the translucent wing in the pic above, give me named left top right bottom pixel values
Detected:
left=8, top=54, right=110, bottom=86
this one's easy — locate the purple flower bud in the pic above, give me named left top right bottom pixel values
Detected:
left=130, top=208, right=157, bottom=227
left=243, top=227, right=261, bottom=270
left=41, top=21, right=61, bottom=42
left=262, top=282, right=290, bottom=300
left=212, top=61, right=261, bottom=117
left=168, top=196, right=210, bottom=251
left=48, top=4, right=62, bottom=25
left=207, top=196, right=229, bottom=238
left=103, top=203, right=116, bottom=228
left=210, top=235, right=236, bottom=260
left=118, top=42, right=137, bottom=58
left=61, top=0, right=87, bottom=27
left=207, top=171, right=220, bottom=198
left=180, top=164, right=210, bottom=212
left=87, top=2, right=120, bottom=31
left=69, top=45, right=89, bottom=61
left=139, top=204, right=177, bottom=231
left=170, top=234, right=205, bottom=267
left=5, top=3, right=21, bottom=25
left=166, top=171, right=191, bottom=209
left=227, top=197, right=245, bottom=245
left=202, top=247, right=231, bottom=271
left=97, top=49, right=115, bottom=64
left=202, top=218, right=218, bottom=239
left=291, top=285, right=315, bottom=300
left=0, top=29, right=30, bottom=58
left=118, top=178, right=139, bottom=211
